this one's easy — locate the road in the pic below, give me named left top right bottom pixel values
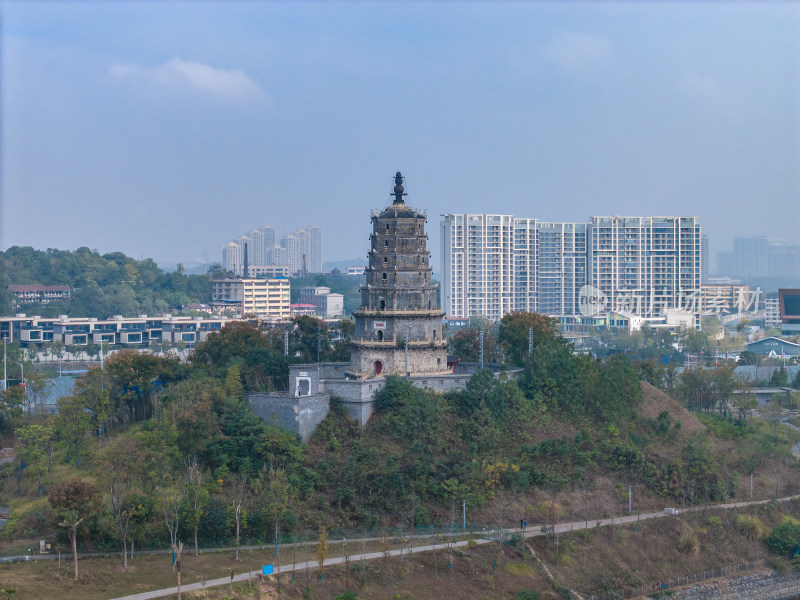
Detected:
left=108, top=494, right=797, bottom=600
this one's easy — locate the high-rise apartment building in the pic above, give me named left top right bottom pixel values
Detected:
left=512, top=219, right=537, bottom=314
left=440, top=214, right=515, bottom=321
left=441, top=214, right=702, bottom=328
left=588, top=216, right=701, bottom=325
left=537, top=221, right=587, bottom=317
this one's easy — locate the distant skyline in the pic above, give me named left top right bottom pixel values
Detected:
left=2, top=2, right=798, bottom=270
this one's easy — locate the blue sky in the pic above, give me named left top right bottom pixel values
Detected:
left=1, top=1, right=798, bottom=270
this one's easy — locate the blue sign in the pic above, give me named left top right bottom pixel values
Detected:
left=262, top=564, right=274, bottom=575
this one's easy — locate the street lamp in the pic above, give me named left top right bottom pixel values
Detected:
left=2, top=336, right=7, bottom=392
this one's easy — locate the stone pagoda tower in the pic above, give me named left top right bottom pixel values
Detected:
left=347, top=172, right=449, bottom=379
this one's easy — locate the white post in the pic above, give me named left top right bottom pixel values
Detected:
left=462, top=500, right=466, bottom=530
left=2, top=337, right=6, bottom=392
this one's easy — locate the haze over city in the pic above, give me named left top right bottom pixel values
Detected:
left=1, top=1, right=798, bottom=268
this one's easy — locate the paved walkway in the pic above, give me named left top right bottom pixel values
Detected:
left=109, top=495, right=798, bottom=600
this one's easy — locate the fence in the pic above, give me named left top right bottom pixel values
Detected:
left=592, top=559, right=777, bottom=599
left=0, top=521, right=497, bottom=563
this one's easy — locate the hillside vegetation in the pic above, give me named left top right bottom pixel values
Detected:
left=0, top=313, right=799, bottom=599
left=0, top=246, right=215, bottom=317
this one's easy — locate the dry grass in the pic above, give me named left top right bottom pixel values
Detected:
left=638, top=382, right=705, bottom=435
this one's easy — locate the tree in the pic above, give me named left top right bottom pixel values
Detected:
left=317, top=525, right=329, bottom=580
left=230, top=473, right=248, bottom=561
left=55, top=395, right=91, bottom=467
left=72, top=368, right=110, bottom=446
left=766, top=519, right=800, bottom=558
left=59, top=511, right=84, bottom=582
left=49, top=479, right=101, bottom=582
left=184, top=458, right=209, bottom=557
left=16, top=423, right=53, bottom=495
left=266, top=467, right=292, bottom=557
left=0, top=386, right=24, bottom=432
left=449, top=328, right=480, bottom=362
left=98, top=442, right=143, bottom=568
left=499, top=312, right=560, bottom=367
left=770, top=367, right=789, bottom=387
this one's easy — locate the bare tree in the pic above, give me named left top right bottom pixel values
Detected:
left=174, top=540, right=184, bottom=600
left=231, top=473, right=247, bottom=561
left=161, top=484, right=182, bottom=552
left=184, top=457, right=207, bottom=556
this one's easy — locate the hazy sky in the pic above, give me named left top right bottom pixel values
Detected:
left=2, top=1, right=798, bottom=270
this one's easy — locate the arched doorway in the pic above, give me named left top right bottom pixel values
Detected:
left=375, top=361, right=383, bottom=375
left=380, top=299, right=386, bottom=310
left=377, top=330, right=384, bottom=341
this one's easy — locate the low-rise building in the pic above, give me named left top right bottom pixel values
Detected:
left=7, top=284, right=70, bottom=306
left=291, top=304, right=317, bottom=318
left=299, top=286, right=344, bottom=318
left=211, top=277, right=291, bottom=320
left=744, top=336, right=800, bottom=357
left=345, top=266, right=365, bottom=276
left=0, top=313, right=239, bottom=348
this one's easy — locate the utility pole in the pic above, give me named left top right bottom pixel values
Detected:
left=628, top=485, right=632, bottom=514
left=529, top=326, right=533, bottom=355
left=492, top=321, right=499, bottom=363
left=462, top=500, right=466, bottom=530
left=750, top=473, right=753, bottom=500
left=404, top=330, right=409, bottom=378
left=284, top=330, right=289, bottom=356
left=317, top=322, right=321, bottom=364
left=479, top=330, right=484, bottom=370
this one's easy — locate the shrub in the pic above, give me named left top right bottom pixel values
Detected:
left=765, top=519, right=800, bottom=557
left=768, top=556, right=791, bottom=574
left=736, top=514, right=768, bottom=540
left=678, top=530, right=699, bottom=556
left=514, top=591, right=540, bottom=600
left=707, top=516, right=723, bottom=528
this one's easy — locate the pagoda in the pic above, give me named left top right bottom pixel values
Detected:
left=346, top=172, right=449, bottom=379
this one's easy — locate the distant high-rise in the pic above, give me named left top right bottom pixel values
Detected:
left=221, top=224, right=322, bottom=276
left=220, top=242, right=242, bottom=275
left=733, top=235, right=769, bottom=279
left=714, top=235, right=800, bottom=282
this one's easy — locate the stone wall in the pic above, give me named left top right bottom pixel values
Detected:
left=247, top=392, right=330, bottom=441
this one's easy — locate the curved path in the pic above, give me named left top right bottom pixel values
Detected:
left=109, top=494, right=798, bottom=600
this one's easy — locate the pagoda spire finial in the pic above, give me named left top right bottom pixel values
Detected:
left=392, top=171, right=406, bottom=204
